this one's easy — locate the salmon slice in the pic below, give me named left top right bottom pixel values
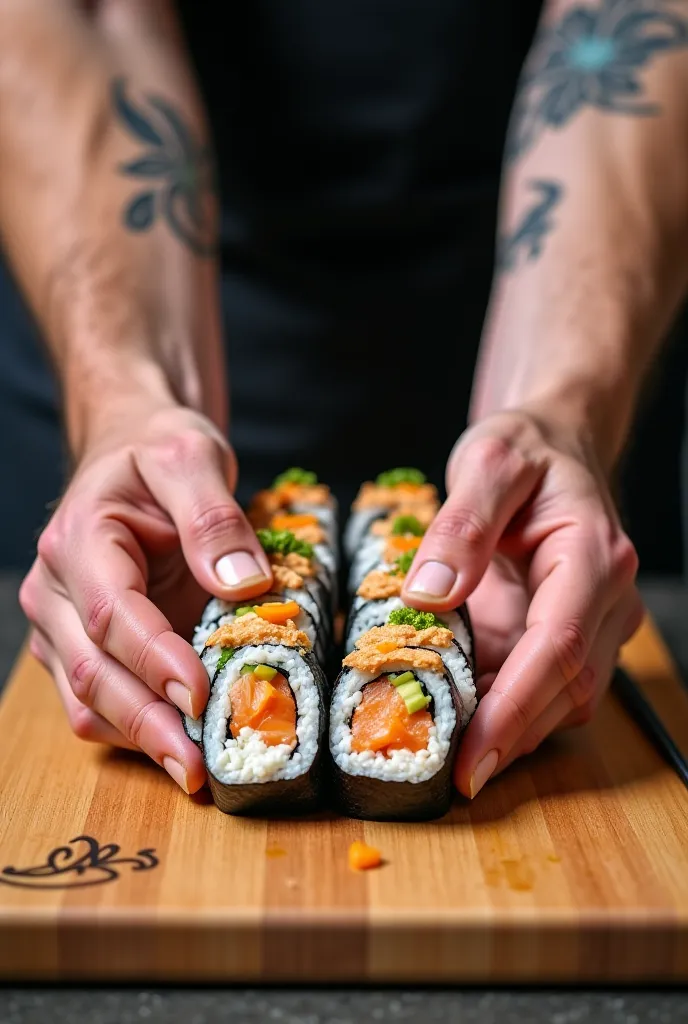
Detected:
left=350, top=677, right=431, bottom=755
left=229, top=671, right=297, bottom=747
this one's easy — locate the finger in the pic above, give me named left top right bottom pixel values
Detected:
left=36, top=526, right=209, bottom=720
left=453, top=525, right=637, bottom=798
left=402, top=432, right=544, bottom=611
left=45, top=590, right=206, bottom=793
left=29, top=625, right=137, bottom=749
left=54, top=661, right=140, bottom=750
left=136, top=430, right=272, bottom=601
left=458, top=586, right=643, bottom=793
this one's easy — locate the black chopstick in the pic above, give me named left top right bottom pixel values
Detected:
left=612, top=666, right=688, bottom=791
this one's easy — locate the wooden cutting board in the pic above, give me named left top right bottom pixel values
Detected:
left=1, top=617, right=687, bottom=983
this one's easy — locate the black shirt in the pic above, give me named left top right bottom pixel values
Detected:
left=178, top=1, right=543, bottom=504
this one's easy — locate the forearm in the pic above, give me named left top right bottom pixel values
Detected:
left=473, top=0, right=688, bottom=471
left=0, top=0, right=225, bottom=456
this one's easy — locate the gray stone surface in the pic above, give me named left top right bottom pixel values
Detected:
left=0, top=991, right=687, bottom=1024
left=1, top=572, right=687, bottom=1022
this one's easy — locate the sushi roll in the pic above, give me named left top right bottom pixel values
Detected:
left=347, top=562, right=473, bottom=665
left=200, top=616, right=329, bottom=815
left=193, top=591, right=327, bottom=664
left=184, top=525, right=335, bottom=743
left=347, top=600, right=473, bottom=666
left=255, top=527, right=335, bottom=622
left=248, top=467, right=339, bottom=563
left=347, top=511, right=430, bottom=594
left=329, top=621, right=476, bottom=822
left=344, top=467, right=439, bottom=559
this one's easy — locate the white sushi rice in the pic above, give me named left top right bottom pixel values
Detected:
left=314, top=543, right=337, bottom=579
left=343, top=507, right=385, bottom=558
left=184, top=714, right=202, bottom=742
left=429, top=643, right=477, bottom=728
left=345, top=598, right=472, bottom=658
left=347, top=537, right=385, bottom=593
left=204, top=644, right=320, bottom=784
left=330, top=662, right=456, bottom=784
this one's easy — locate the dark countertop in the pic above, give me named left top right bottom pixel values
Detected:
left=0, top=570, right=686, bottom=1024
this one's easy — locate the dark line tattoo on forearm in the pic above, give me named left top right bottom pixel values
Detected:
left=112, top=79, right=217, bottom=256
left=507, top=0, right=688, bottom=160
left=497, top=179, right=564, bottom=272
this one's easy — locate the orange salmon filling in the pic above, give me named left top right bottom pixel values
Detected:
left=350, top=677, right=432, bottom=756
left=229, top=670, right=297, bottom=747
left=270, top=512, right=319, bottom=531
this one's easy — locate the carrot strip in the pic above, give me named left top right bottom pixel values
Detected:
left=271, top=513, right=319, bottom=531
left=255, top=601, right=301, bottom=625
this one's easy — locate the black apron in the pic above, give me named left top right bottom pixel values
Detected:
left=0, top=0, right=542, bottom=568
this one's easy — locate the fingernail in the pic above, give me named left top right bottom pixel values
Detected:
left=406, top=561, right=456, bottom=598
left=469, top=749, right=499, bottom=799
left=215, top=551, right=269, bottom=588
left=165, top=680, right=193, bottom=716
left=163, top=755, right=189, bottom=794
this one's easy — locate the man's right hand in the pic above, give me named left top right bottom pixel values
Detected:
left=19, top=406, right=272, bottom=794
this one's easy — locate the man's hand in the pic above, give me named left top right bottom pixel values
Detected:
left=19, top=406, right=272, bottom=794
left=401, top=408, right=643, bottom=799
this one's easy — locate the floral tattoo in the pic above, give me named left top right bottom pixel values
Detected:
left=508, top=0, right=688, bottom=159
left=113, top=78, right=217, bottom=256
left=497, top=179, right=564, bottom=272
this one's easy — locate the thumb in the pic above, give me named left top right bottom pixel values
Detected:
left=137, top=429, right=273, bottom=601
left=401, top=433, right=543, bottom=612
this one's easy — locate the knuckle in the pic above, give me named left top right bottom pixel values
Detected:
left=36, top=524, right=62, bottom=572
left=68, top=652, right=102, bottom=706
left=18, top=577, right=38, bottom=623
left=433, top=506, right=489, bottom=552
left=551, top=620, right=588, bottom=683
left=123, top=699, right=159, bottom=748
left=612, top=535, right=639, bottom=587
left=567, top=662, right=598, bottom=708
left=132, top=629, right=166, bottom=682
left=569, top=702, right=595, bottom=728
left=83, top=590, right=116, bottom=648
left=494, top=688, right=532, bottom=736
left=188, top=502, right=246, bottom=548
left=153, top=429, right=216, bottom=471
left=70, top=705, right=101, bottom=742
left=465, top=435, right=516, bottom=475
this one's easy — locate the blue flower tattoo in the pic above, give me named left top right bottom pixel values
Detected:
left=508, top=0, right=688, bottom=159
left=498, top=180, right=564, bottom=273
left=113, top=78, right=217, bottom=256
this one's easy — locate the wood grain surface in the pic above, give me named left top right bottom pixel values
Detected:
left=0, top=617, right=687, bottom=983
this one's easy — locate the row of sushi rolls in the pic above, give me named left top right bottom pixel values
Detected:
left=188, top=467, right=476, bottom=821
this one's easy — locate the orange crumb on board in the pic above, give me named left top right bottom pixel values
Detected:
left=348, top=841, right=382, bottom=871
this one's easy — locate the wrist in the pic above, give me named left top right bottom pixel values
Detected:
left=472, top=300, right=655, bottom=475
left=64, top=353, right=180, bottom=461
left=476, top=378, right=633, bottom=476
